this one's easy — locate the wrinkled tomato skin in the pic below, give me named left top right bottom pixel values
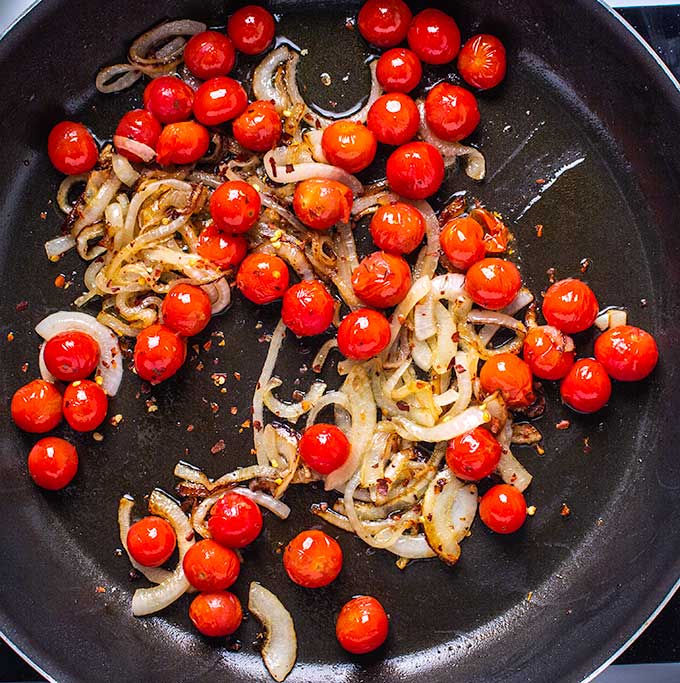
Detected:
left=47, top=121, right=98, bottom=175
left=193, top=77, right=248, bottom=126
left=189, top=592, right=243, bottom=637
left=351, top=251, right=412, bottom=308
left=126, top=516, right=177, bottom=567
left=480, top=353, right=535, bottom=408
left=542, top=278, right=599, bottom=334
left=197, top=224, right=248, bottom=270
left=62, top=379, right=108, bottom=432
left=209, top=180, right=261, bottom=234
left=594, top=325, right=659, bottom=382
left=43, top=331, right=100, bottom=382
left=367, top=93, right=420, bottom=146
left=560, top=358, right=612, bottom=413
left=440, top=216, right=486, bottom=271
left=446, top=427, right=502, bottom=481
left=11, top=380, right=62, bottom=433
left=376, top=48, right=422, bottom=93
left=293, top=179, right=353, bottom=231
left=298, top=424, right=350, bottom=475
left=464, top=257, right=521, bottom=310
left=386, top=142, right=445, bottom=200
left=369, top=202, right=426, bottom=255
left=133, top=324, right=187, bottom=384
left=236, top=253, right=290, bottom=304
left=183, top=539, right=240, bottom=592
left=458, top=34, right=507, bottom=90
left=479, top=484, right=527, bottom=534
left=183, top=31, right=236, bottom=80
left=523, top=325, right=575, bottom=381
left=337, top=308, right=391, bottom=360
left=227, top=5, right=276, bottom=55
left=208, top=491, right=263, bottom=548
left=114, top=110, right=162, bottom=162
left=283, top=529, right=343, bottom=588
left=156, top=121, right=210, bottom=166
left=425, top=82, right=480, bottom=142
left=232, top=100, right=282, bottom=152
left=336, top=596, right=389, bottom=654
left=162, top=284, right=212, bottom=337
left=27, top=437, right=78, bottom=491
left=357, top=0, right=412, bottom=48
left=143, top=76, right=194, bottom=124
left=322, top=121, right=377, bottom=174
left=281, top=280, right=335, bottom=337
left=407, top=9, right=461, bottom=65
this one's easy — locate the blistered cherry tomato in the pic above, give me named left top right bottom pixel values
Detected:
left=560, top=358, right=612, bottom=413
left=425, top=83, right=480, bottom=142
left=210, top=180, right=261, bottom=233
left=367, top=93, right=420, bottom=146
left=193, top=77, right=248, bottom=126
left=523, top=325, right=575, bottom=381
left=542, top=278, right=599, bottom=334
left=236, top=253, right=290, bottom=304
left=446, top=427, right=501, bottom=481
left=370, top=202, right=425, bottom=255
left=479, top=484, right=527, bottom=534
left=376, top=48, right=422, bottom=94
left=357, top=0, right=412, bottom=48
left=480, top=353, right=535, bottom=408
left=227, top=5, right=276, bottom=55
left=208, top=491, right=263, bottom=549
left=407, top=9, right=461, bottom=65
left=337, top=308, right=391, bottom=360
left=183, top=31, right=236, bottom=80
left=143, top=76, right=194, bottom=124
left=458, top=34, right=507, bottom=90
left=127, top=516, right=177, bottom=567
left=134, top=324, right=187, bottom=384
left=386, top=141, right=445, bottom=199
left=293, top=179, right=353, bottom=231
left=62, top=379, right=108, bottom=432
left=594, top=325, right=659, bottom=382
left=281, top=280, right=335, bottom=337
left=189, top=591, right=243, bottom=637
left=298, top=424, right=350, bottom=475
left=183, top=539, right=240, bottom=592
left=156, top=121, right=210, bottom=166
left=232, top=100, right=282, bottom=152
left=322, top=121, right=377, bottom=174
left=283, top=529, right=342, bottom=588
left=11, top=380, right=62, bottom=433
left=440, top=216, right=486, bottom=271
left=47, top=122, right=98, bottom=175
left=197, top=224, right=248, bottom=270
left=162, top=283, right=212, bottom=337
left=113, top=110, right=162, bottom=162
left=465, top=258, right=521, bottom=310
left=27, top=437, right=78, bottom=491
left=336, top=596, right=389, bottom=655
left=43, top=331, right=100, bottom=382
left=352, top=251, right=412, bottom=308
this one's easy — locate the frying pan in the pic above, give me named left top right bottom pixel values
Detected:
left=1, top=0, right=679, bottom=681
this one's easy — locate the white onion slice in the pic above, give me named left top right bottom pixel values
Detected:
left=414, top=293, right=436, bottom=341
left=201, top=278, right=231, bottom=314
left=44, top=234, right=76, bottom=260
left=433, top=301, right=457, bottom=375
left=38, top=344, right=56, bottom=383
left=386, top=533, right=436, bottom=559
left=303, top=129, right=328, bottom=163
left=595, top=308, right=628, bottom=331
left=112, top=152, right=141, bottom=186
left=305, top=390, right=351, bottom=428
left=263, top=377, right=327, bottom=424
left=113, top=136, right=155, bottom=163
left=233, top=487, right=291, bottom=519
left=253, top=44, right=291, bottom=112
left=431, top=273, right=466, bottom=302
left=346, top=60, right=382, bottom=124
left=409, top=200, right=440, bottom=279
left=391, top=404, right=488, bottom=442
left=497, top=420, right=533, bottom=492
left=384, top=276, right=432, bottom=351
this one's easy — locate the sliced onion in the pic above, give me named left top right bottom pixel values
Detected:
left=350, top=190, right=399, bottom=217
left=433, top=301, right=457, bottom=375
left=478, top=288, right=534, bottom=345
left=129, top=19, right=206, bottom=67
left=210, top=465, right=279, bottom=491
left=263, top=377, right=327, bottom=424
left=497, top=420, right=533, bottom=492
left=112, top=152, right=141, bottom=186
left=259, top=193, right=307, bottom=233
left=253, top=44, right=291, bottom=112
left=233, top=487, right=291, bottom=519
left=96, top=63, right=142, bottom=93
left=201, top=278, right=231, bottom=314
left=412, top=337, right=433, bottom=372
left=468, top=309, right=527, bottom=331
left=391, top=404, right=488, bottom=442
left=383, top=276, right=432, bottom=351
left=305, top=390, right=351, bottom=428
left=57, top=173, right=87, bottom=214
left=346, top=60, right=382, bottom=123
left=431, top=273, right=466, bottom=302
left=73, top=175, right=122, bottom=235
left=113, top=136, right=155, bottom=163
left=38, top=344, right=55, bottom=383
left=414, top=293, right=436, bottom=341
left=312, top=338, right=338, bottom=373
left=45, top=234, right=76, bottom=261
left=174, top=461, right=212, bottom=488
left=386, top=533, right=437, bottom=559
left=409, top=201, right=440, bottom=279
left=434, top=387, right=459, bottom=407
left=595, top=308, right=628, bottom=331
left=303, top=129, right=328, bottom=162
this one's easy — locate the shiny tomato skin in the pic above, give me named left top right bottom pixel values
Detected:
left=293, top=179, right=353, bottom=230
left=440, top=216, right=486, bottom=271
left=458, top=34, right=507, bottom=90
left=480, top=353, right=535, bottom=408
left=523, top=325, right=575, bottom=381
left=407, top=9, right=461, bottom=65
left=62, top=379, right=108, bottom=432
left=162, top=284, right=212, bottom=337
left=183, top=539, right=240, bottom=592
left=193, top=77, right=248, bottom=126
left=283, top=529, right=343, bottom=588
left=126, top=516, right=177, bottom=567
left=134, top=324, right=187, bottom=384
left=183, top=31, right=236, bottom=80
left=446, top=427, right=502, bottom=481
left=227, top=5, right=276, bottom=55
left=11, top=380, right=62, bottom=433
left=425, top=83, right=480, bottom=142
left=43, top=331, right=100, bottom=382
left=114, top=110, right=162, bottom=162
left=465, top=257, right=521, bottom=310
left=232, top=100, right=282, bottom=152
left=197, top=224, right=248, bottom=270
left=357, top=0, right=411, bottom=48
left=376, top=48, right=423, bottom=93
left=337, top=308, right=391, bottom=360
left=367, top=93, right=420, bottom=146
left=479, top=484, right=527, bottom=534
left=156, top=121, right=210, bottom=166
left=352, top=251, right=412, bottom=309
left=560, top=358, right=612, bottom=413
left=386, top=141, right=445, bottom=200
left=336, top=596, right=389, bottom=654
left=189, top=591, right=243, bottom=637
left=209, top=179, right=261, bottom=234
left=594, top=325, right=659, bottom=382
left=542, top=278, right=599, bottom=334
left=236, top=253, right=290, bottom=304
left=281, top=280, right=335, bottom=337
left=47, top=121, right=98, bottom=175
left=299, top=424, right=351, bottom=475
left=208, top=491, right=263, bottom=548
left=321, top=121, right=377, bottom=174
left=370, top=202, right=425, bottom=255
left=143, top=76, right=194, bottom=124
left=27, top=437, right=78, bottom=491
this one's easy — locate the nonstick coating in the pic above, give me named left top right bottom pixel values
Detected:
left=1, top=1, right=679, bottom=682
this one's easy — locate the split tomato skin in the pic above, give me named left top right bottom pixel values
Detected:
left=480, top=353, right=535, bottom=408
left=369, top=202, right=426, bottom=255
left=594, top=325, right=659, bottom=382
left=479, top=484, right=527, bottom=534
left=189, top=591, right=243, bottom=637
left=458, top=34, right=507, bottom=90
left=193, top=77, right=248, bottom=126
left=283, top=529, right=343, bottom=588
left=560, top=358, right=612, bottom=413
left=523, top=325, right=575, bottom=381
left=156, top=121, right=210, bottom=166
left=236, top=253, right=290, bottom=305
left=322, top=121, right=377, bottom=174
left=336, top=595, right=389, bottom=654
left=293, top=179, right=353, bottom=231
left=11, top=379, right=63, bottom=433
left=27, top=437, right=78, bottom=491
left=127, top=516, right=177, bottom=567
left=281, top=280, right=335, bottom=337
left=209, top=180, right=261, bottom=234
left=440, top=216, right=486, bottom=271
left=298, top=424, right=350, bottom=475
left=197, top=225, right=248, bottom=270
left=232, top=100, right=282, bottom=152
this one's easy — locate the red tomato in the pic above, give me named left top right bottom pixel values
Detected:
left=210, top=179, right=261, bottom=234
left=370, top=202, right=425, bottom=255
left=425, top=83, right=480, bottom=142
left=523, top=325, right=575, bottom=381
left=156, top=121, right=210, bottom=166
left=193, top=77, right=248, bottom=126
left=321, top=121, right=377, bottom=174
left=236, top=253, right=290, bottom=304
left=197, top=224, right=248, bottom=270
left=162, top=284, right=212, bottom=337
left=479, top=353, right=535, bottom=408
left=134, top=324, right=187, bottom=384
left=446, top=427, right=501, bottom=481
left=189, top=591, right=243, bottom=637
left=47, top=122, right=98, bottom=175
left=336, top=596, right=389, bottom=655
left=376, top=48, right=423, bottom=94
left=283, top=529, right=342, bottom=588
left=62, top=379, right=108, bottom=432
left=27, top=437, right=78, bottom=491
left=386, top=141, right=445, bottom=199
left=542, top=278, right=599, bottom=334
left=232, top=100, right=282, bottom=152
left=227, top=5, right=276, bottom=55
left=594, top=325, right=659, bottom=382
left=352, top=251, right=412, bottom=308
left=458, top=34, right=507, bottom=90
left=114, top=110, right=162, bottom=162
left=126, top=516, right=177, bottom=567
left=407, top=9, right=461, bottom=65
left=440, top=216, right=486, bottom=271
left=183, top=539, right=240, bottom=592
left=143, top=76, right=194, bottom=124
left=470, top=206, right=510, bottom=254
left=337, top=308, right=391, bottom=360
left=293, top=179, right=353, bottom=231
left=560, top=358, right=612, bottom=413
left=281, top=280, right=335, bottom=337
left=465, top=258, right=521, bottom=310
left=298, top=424, right=350, bottom=475
left=43, top=331, right=100, bottom=382
left=357, top=0, right=412, bottom=48
left=183, top=31, right=236, bottom=80
left=479, top=484, right=527, bottom=534
left=208, top=491, right=263, bottom=549
left=11, top=380, right=62, bottom=433
left=367, top=93, right=420, bottom=146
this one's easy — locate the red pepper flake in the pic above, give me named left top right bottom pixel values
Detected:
left=40, top=211, right=47, bottom=220
left=583, top=436, right=592, bottom=454
left=186, top=424, right=195, bottom=432
left=15, top=300, right=28, bottom=312
left=396, top=400, right=410, bottom=411
left=230, top=406, right=238, bottom=415
left=21, top=362, right=28, bottom=373
left=560, top=503, right=571, bottom=517
left=535, top=178, right=546, bottom=185
left=95, top=586, right=106, bottom=593
left=211, top=439, right=226, bottom=455
left=54, top=274, right=66, bottom=288
left=6, top=332, right=14, bottom=342
left=580, top=258, right=591, bottom=273
left=210, top=402, right=219, bottom=414
left=241, top=419, right=251, bottom=429
left=555, top=419, right=570, bottom=430
left=546, top=267, right=556, bottom=284
left=534, top=224, right=544, bottom=238
left=258, top=333, right=272, bottom=344
left=185, top=530, right=195, bottom=542
left=211, top=373, right=228, bottom=387
left=203, top=340, right=213, bottom=352
left=195, top=361, right=205, bottom=371
left=345, top=16, right=355, bottom=29
left=292, top=389, right=304, bottom=402
left=191, top=344, right=200, bottom=355
left=233, top=372, right=241, bottom=381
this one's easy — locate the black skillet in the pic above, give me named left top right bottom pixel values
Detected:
left=1, top=0, right=680, bottom=681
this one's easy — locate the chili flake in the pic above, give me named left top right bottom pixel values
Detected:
left=560, top=503, right=571, bottom=517
left=210, top=439, right=226, bottom=455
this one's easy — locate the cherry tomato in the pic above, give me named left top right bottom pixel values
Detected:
left=197, top=224, right=248, bottom=270
left=210, top=179, right=261, bottom=233
left=367, top=93, right=420, bottom=146
left=113, top=110, right=162, bottom=162
left=542, top=278, right=599, bottom=334
left=479, top=484, right=527, bottom=534
left=376, top=48, right=423, bottom=94
left=193, top=77, right=248, bottom=126
left=425, top=83, right=480, bottom=142
left=370, top=202, right=425, bottom=255
left=183, top=539, right=240, bottom=592
left=407, top=9, right=461, bottom=65
left=43, top=331, right=100, bottom=382
left=357, top=0, right=412, bottom=48
left=594, top=325, right=659, bottom=382
left=458, top=34, right=507, bottom=90
left=27, top=437, right=78, bottom=491
left=465, top=258, right=521, bottom=310
left=281, top=280, right=335, bottom=337
left=470, top=206, right=510, bottom=254
left=479, top=353, right=535, bottom=408
left=126, top=516, right=177, bottom=567
left=232, top=100, right=282, bottom=152
left=336, top=596, right=389, bottom=655
left=236, top=253, right=290, bottom=304
left=337, top=308, right=391, bottom=360
left=189, top=591, right=243, bottom=637
left=560, top=358, right=612, bottom=413
left=352, top=251, right=412, bottom=308
left=283, top=529, right=342, bottom=588
left=162, top=283, right=212, bottom=337
left=62, top=379, right=108, bottom=432
left=183, top=31, right=236, bottom=80
left=11, top=380, right=62, bottom=433
left=134, top=324, right=187, bottom=384
left=208, top=491, right=263, bottom=548
left=446, top=427, right=501, bottom=481
left=523, top=325, right=575, bottom=381
left=321, top=121, right=377, bottom=174
left=440, top=216, right=486, bottom=271
left=293, top=179, right=353, bottom=231
left=156, top=121, right=210, bottom=166
left=143, top=76, right=194, bottom=124
left=386, top=141, right=445, bottom=199
left=47, top=122, right=98, bottom=175
left=227, top=5, right=276, bottom=55
left=298, top=424, right=350, bottom=475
